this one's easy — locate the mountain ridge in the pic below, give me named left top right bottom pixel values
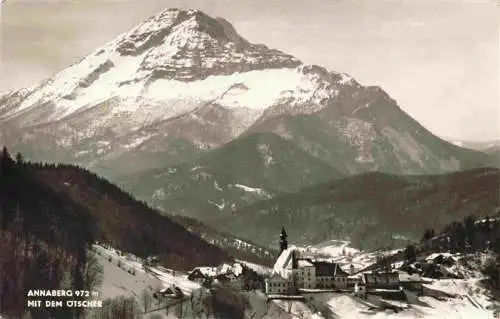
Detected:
left=118, top=131, right=344, bottom=222
left=1, top=7, right=492, bottom=181
left=211, top=167, right=500, bottom=249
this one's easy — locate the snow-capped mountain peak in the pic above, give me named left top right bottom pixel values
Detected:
left=112, top=8, right=301, bottom=80
left=0, top=8, right=301, bottom=126
left=0, top=7, right=482, bottom=179
left=115, top=8, right=251, bottom=56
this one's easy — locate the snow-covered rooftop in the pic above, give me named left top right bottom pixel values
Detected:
left=216, top=263, right=232, bottom=274
left=298, top=259, right=314, bottom=267
left=398, top=271, right=426, bottom=282
left=192, top=266, right=217, bottom=277
left=426, top=253, right=458, bottom=262
left=273, top=246, right=297, bottom=279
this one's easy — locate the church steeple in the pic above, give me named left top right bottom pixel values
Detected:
left=279, top=226, right=288, bottom=253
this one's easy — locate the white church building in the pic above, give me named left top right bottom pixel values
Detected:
left=265, top=227, right=349, bottom=295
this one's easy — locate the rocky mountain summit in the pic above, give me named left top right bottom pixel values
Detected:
left=0, top=8, right=491, bottom=180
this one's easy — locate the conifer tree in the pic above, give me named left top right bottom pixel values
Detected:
left=15, top=152, right=24, bottom=164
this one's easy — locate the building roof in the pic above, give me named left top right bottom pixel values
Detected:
left=190, top=267, right=217, bottom=277
left=425, top=253, right=458, bottom=262
left=272, top=245, right=297, bottom=279
left=398, top=271, right=424, bottom=282
left=363, top=272, right=400, bottom=284
left=216, top=263, right=232, bottom=274
left=313, top=261, right=349, bottom=277
left=213, top=262, right=243, bottom=276
left=146, top=256, right=160, bottom=264
left=298, top=259, right=314, bottom=267
left=159, top=287, right=173, bottom=294
left=232, top=263, right=243, bottom=276
left=159, top=285, right=182, bottom=296
left=273, top=246, right=296, bottom=272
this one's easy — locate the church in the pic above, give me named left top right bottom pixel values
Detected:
left=265, top=227, right=349, bottom=295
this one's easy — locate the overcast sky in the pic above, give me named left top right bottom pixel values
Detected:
left=0, top=0, right=498, bottom=141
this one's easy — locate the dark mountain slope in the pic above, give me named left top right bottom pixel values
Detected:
left=119, top=132, right=344, bottom=222
left=215, top=168, right=500, bottom=249
left=37, top=161, right=276, bottom=266
left=0, top=149, right=95, bottom=319
left=1, top=148, right=231, bottom=272
left=31, top=164, right=231, bottom=270
left=169, top=214, right=278, bottom=267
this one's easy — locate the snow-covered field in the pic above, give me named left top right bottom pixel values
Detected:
left=424, top=278, right=494, bottom=311
left=92, top=244, right=322, bottom=318
left=306, top=292, right=492, bottom=319
left=296, top=241, right=498, bottom=318
left=95, top=250, right=159, bottom=300
left=302, top=239, right=387, bottom=272
left=90, top=242, right=500, bottom=318
left=93, top=244, right=201, bottom=300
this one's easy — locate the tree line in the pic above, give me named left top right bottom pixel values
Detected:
left=399, top=211, right=500, bottom=296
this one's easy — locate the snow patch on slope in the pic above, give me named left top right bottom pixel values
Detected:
left=234, top=183, right=267, bottom=195
left=257, top=143, right=274, bottom=166
left=308, top=240, right=361, bottom=258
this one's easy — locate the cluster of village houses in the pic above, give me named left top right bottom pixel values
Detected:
left=179, top=228, right=415, bottom=299
left=264, top=244, right=404, bottom=297
left=150, top=259, right=247, bottom=299
left=151, top=227, right=445, bottom=306
left=142, top=227, right=463, bottom=318
left=186, top=262, right=245, bottom=290
left=263, top=228, right=428, bottom=301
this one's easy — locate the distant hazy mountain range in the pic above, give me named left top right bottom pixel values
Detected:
left=445, top=138, right=500, bottom=154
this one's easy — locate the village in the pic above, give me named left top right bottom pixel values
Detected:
left=147, top=227, right=470, bottom=313
left=260, top=228, right=415, bottom=311
left=155, top=227, right=481, bottom=308
left=260, top=227, right=477, bottom=311
left=92, top=225, right=494, bottom=317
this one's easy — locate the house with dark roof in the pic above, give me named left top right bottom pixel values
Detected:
left=362, top=271, right=400, bottom=290
left=145, top=256, right=160, bottom=267
left=154, top=285, right=183, bottom=299
left=187, top=267, right=216, bottom=283
left=313, top=261, right=349, bottom=289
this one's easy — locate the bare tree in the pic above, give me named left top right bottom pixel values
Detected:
left=141, top=288, right=154, bottom=312
left=83, top=251, right=104, bottom=292
left=175, top=301, right=184, bottom=318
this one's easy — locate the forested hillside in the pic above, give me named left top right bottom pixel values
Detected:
left=215, top=168, right=500, bottom=249
left=0, top=147, right=231, bottom=318
left=0, top=147, right=95, bottom=318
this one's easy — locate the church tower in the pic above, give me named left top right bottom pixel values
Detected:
left=279, top=226, right=288, bottom=253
